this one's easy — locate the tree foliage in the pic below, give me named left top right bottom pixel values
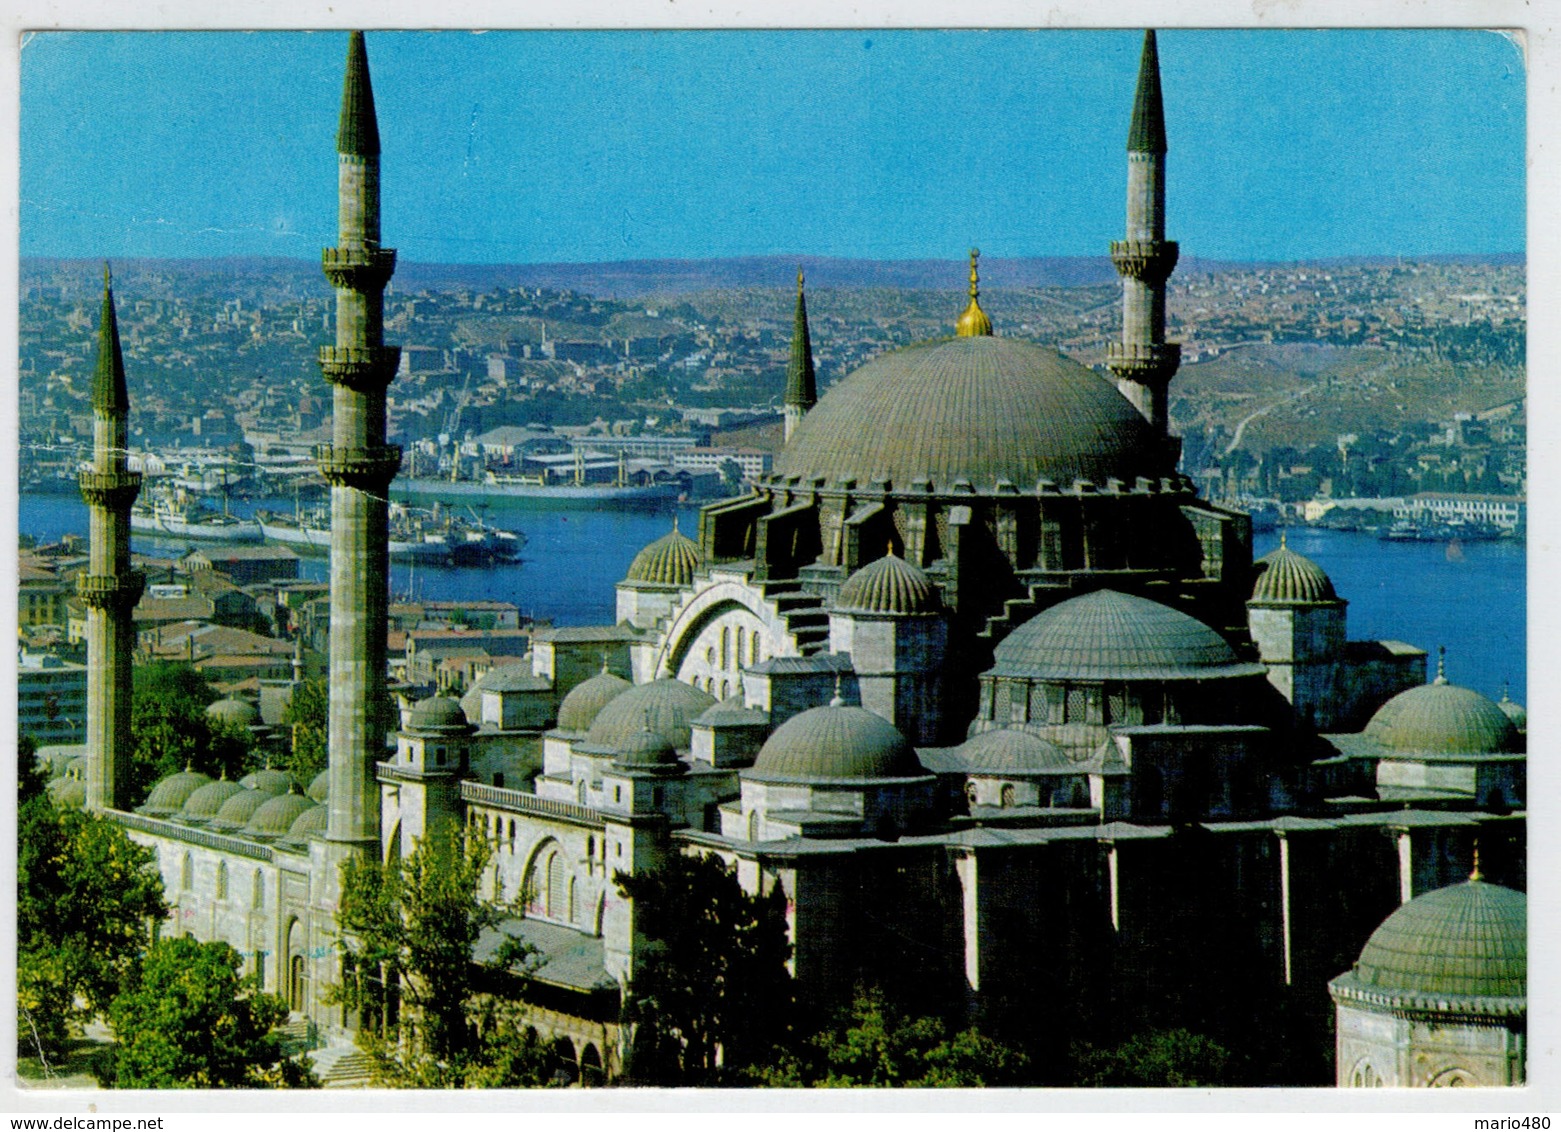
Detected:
left=752, top=987, right=1030, bottom=1088
left=17, top=792, right=168, bottom=1060
left=129, top=662, right=251, bottom=801
left=281, top=675, right=328, bottom=783
left=616, top=853, right=793, bottom=1085
left=101, top=936, right=316, bottom=1088
left=1070, top=1028, right=1238, bottom=1088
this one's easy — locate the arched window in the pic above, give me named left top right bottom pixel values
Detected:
left=567, top=876, right=577, bottom=924
left=735, top=626, right=745, bottom=667
left=525, top=842, right=558, bottom=917
left=252, top=870, right=265, bottom=910
left=751, top=636, right=761, bottom=665
left=965, top=781, right=980, bottom=809
left=547, top=852, right=565, bottom=917
left=748, top=811, right=760, bottom=841
left=581, top=1043, right=604, bottom=1086
left=719, top=679, right=730, bottom=700
left=215, top=861, right=228, bottom=900
left=181, top=852, right=193, bottom=891
left=720, top=626, right=729, bottom=669
left=1000, top=784, right=1016, bottom=808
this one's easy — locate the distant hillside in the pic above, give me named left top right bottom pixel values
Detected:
left=23, top=252, right=1524, bottom=300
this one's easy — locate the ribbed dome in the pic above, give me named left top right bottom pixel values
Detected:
left=245, top=791, right=315, bottom=838
left=46, top=775, right=86, bottom=810
left=239, top=767, right=295, bottom=796
left=585, top=678, right=716, bottom=752
left=1498, top=689, right=1527, bottom=732
left=1365, top=682, right=1519, bottom=755
left=408, top=695, right=472, bottom=734
left=991, top=589, right=1264, bottom=682
left=556, top=668, right=633, bottom=732
left=140, top=769, right=214, bottom=817
left=211, top=788, right=267, bottom=830
left=624, top=521, right=702, bottom=586
left=613, top=728, right=684, bottom=774
left=207, top=697, right=260, bottom=728
left=307, top=770, right=330, bottom=803
left=1251, top=543, right=1338, bottom=604
left=1332, top=880, right=1525, bottom=1014
left=181, top=777, right=249, bottom=819
left=282, top=803, right=328, bottom=843
left=749, top=704, right=924, bottom=782
left=958, top=728, right=1074, bottom=775
left=835, top=553, right=940, bottom=616
left=776, top=336, right=1169, bottom=490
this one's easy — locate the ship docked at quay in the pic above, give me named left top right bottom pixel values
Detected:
left=392, top=470, right=685, bottom=506
left=129, top=486, right=262, bottom=543
left=256, top=501, right=524, bottom=565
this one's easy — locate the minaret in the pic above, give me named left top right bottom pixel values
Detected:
left=317, top=31, right=401, bottom=850
left=78, top=266, right=145, bottom=811
left=1108, top=30, right=1180, bottom=436
left=782, top=267, right=817, bottom=443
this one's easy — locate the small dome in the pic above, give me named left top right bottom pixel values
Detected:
left=992, top=589, right=1264, bottom=682
left=1365, top=682, right=1519, bottom=755
left=307, top=770, right=330, bottom=803
left=612, top=727, right=684, bottom=775
left=140, top=769, right=214, bottom=817
left=46, top=775, right=86, bottom=810
left=1498, top=687, right=1527, bottom=732
left=181, top=776, right=249, bottom=819
left=408, top=695, right=473, bottom=734
left=281, top=802, right=328, bottom=843
left=239, top=767, right=295, bottom=796
left=958, top=729, right=1074, bottom=775
left=556, top=668, right=633, bottom=732
left=835, top=553, right=941, bottom=616
left=584, top=678, right=716, bottom=753
left=624, top=520, right=702, bottom=587
left=1332, top=878, right=1525, bottom=1014
left=245, top=790, right=315, bottom=838
left=1251, top=541, right=1338, bottom=604
left=63, top=754, right=87, bottom=780
left=750, top=704, right=924, bottom=782
left=207, top=697, right=260, bottom=728
left=211, top=788, right=267, bottom=830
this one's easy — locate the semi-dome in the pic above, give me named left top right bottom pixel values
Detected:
left=207, top=697, right=260, bottom=728
left=181, top=776, right=249, bottom=820
left=307, top=770, right=330, bottom=803
left=749, top=704, right=925, bottom=782
left=958, top=728, right=1074, bottom=775
left=140, top=768, right=214, bottom=817
left=624, top=520, right=702, bottom=587
left=211, top=788, right=267, bottom=830
left=835, top=552, right=941, bottom=616
left=245, top=790, right=315, bottom=839
left=239, top=767, right=295, bottom=796
left=991, top=589, right=1265, bottom=682
left=556, top=667, right=633, bottom=733
left=1330, top=877, right=1525, bottom=1014
left=775, top=336, right=1170, bottom=490
left=1251, top=541, right=1338, bottom=604
left=584, top=678, right=716, bottom=753
left=1364, top=681, right=1519, bottom=755
left=612, top=727, right=684, bottom=775
left=408, top=695, right=472, bottom=734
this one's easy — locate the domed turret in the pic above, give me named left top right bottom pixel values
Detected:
left=957, top=728, right=1074, bottom=775
left=239, top=767, right=295, bottom=797
left=556, top=664, right=633, bottom=733
left=181, top=775, right=249, bottom=820
left=211, top=788, right=267, bottom=831
left=281, top=802, right=328, bottom=846
left=1497, top=684, right=1527, bottom=733
left=1364, top=658, right=1519, bottom=755
left=749, top=704, right=924, bottom=782
left=407, top=695, right=473, bottom=735
left=1251, top=537, right=1338, bottom=604
left=612, top=726, right=684, bottom=775
left=140, top=768, right=214, bottom=817
left=624, top=518, right=702, bottom=587
left=835, top=552, right=941, bottom=616
left=584, top=678, right=716, bottom=753
left=207, top=697, right=260, bottom=729
left=245, top=790, right=315, bottom=840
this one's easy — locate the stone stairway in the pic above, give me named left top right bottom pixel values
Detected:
left=308, top=1043, right=376, bottom=1088
left=757, top=580, right=830, bottom=654
left=975, top=584, right=1046, bottom=643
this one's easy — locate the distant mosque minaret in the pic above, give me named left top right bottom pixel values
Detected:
left=782, top=267, right=817, bottom=443
left=317, top=30, right=401, bottom=852
left=77, top=265, right=145, bottom=812
left=1108, top=29, right=1181, bottom=438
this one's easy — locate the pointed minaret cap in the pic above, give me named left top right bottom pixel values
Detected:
left=1127, top=30, right=1167, bottom=154
left=338, top=31, right=382, bottom=157
left=955, top=248, right=993, bottom=337
left=784, top=267, right=818, bottom=411
left=93, top=263, right=129, bottom=414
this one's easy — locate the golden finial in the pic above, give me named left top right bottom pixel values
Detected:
left=1279, top=529, right=1288, bottom=550
left=1470, top=842, right=1483, bottom=883
left=956, top=247, right=993, bottom=337
left=1434, top=645, right=1448, bottom=685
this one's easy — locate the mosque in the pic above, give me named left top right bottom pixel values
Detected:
left=56, top=31, right=1526, bottom=1086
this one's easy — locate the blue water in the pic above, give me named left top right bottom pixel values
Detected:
left=17, top=494, right=1527, bottom=707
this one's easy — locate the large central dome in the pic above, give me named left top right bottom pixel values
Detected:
left=775, top=336, right=1170, bottom=490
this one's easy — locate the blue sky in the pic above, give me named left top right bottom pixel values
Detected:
left=20, top=29, right=1525, bottom=264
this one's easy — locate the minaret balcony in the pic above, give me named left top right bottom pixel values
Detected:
left=77, top=570, right=147, bottom=611
left=1110, top=239, right=1179, bottom=285
left=315, top=443, right=403, bottom=491
left=322, top=245, right=397, bottom=290
left=318, top=345, right=401, bottom=392
left=77, top=468, right=143, bottom=509
left=1107, top=342, right=1181, bottom=383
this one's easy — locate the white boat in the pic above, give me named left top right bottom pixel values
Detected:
left=257, top=502, right=524, bottom=565
left=130, top=490, right=262, bottom=543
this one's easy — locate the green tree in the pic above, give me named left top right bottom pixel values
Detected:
left=615, top=853, right=793, bottom=1085
left=129, top=662, right=250, bottom=801
left=17, top=794, right=168, bottom=1061
left=281, top=675, right=328, bottom=783
left=102, top=936, right=316, bottom=1088
left=1071, top=1028, right=1238, bottom=1087
left=753, top=987, right=1030, bottom=1088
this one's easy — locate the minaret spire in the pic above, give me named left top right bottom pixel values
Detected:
left=79, top=265, right=146, bottom=811
left=783, top=267, right=818, bottom=443
left=318, top=31, right=401, bottom=851
left=1108, top=29, right=1180, bottom=441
